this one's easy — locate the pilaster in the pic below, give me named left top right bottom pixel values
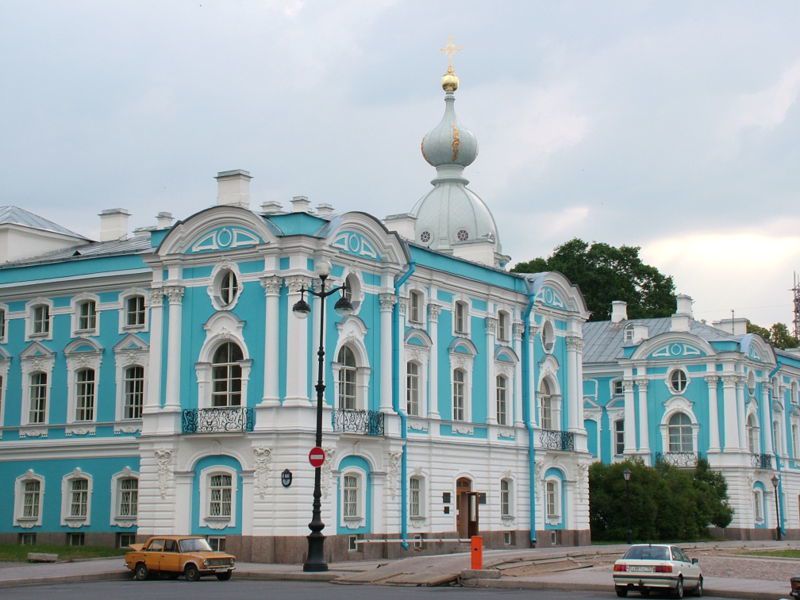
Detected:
left=379, top=293, right=396, bottom=413
left=284, top=276, right=311, bottom=407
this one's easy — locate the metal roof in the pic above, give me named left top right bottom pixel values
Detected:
left=0, top=205, right=88, bottom=239
left=1, top=235, right=152, bottom=268
left=583, top=317, right=740, bottom=364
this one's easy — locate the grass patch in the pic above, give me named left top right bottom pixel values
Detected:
left=0, top=543, right=126, bottom=562
left=739, top=549, right=800, bottom=559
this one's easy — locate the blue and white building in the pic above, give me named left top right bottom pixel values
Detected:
left=0, top=67, right=592, bottom=561
left=584, top=296, right=800, bottom=539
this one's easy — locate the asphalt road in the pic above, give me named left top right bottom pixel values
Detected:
left=0, top=580, right=747, bottom=600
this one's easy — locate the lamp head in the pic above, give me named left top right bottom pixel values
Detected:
left=334, top=293, right=354, bottom=317
left=316, top=259, right=332, bottom=278
left=772, top=474, right=779, bottom=488
left=623, top=468, right=632, bottom=482
left=292, top=291, right=311, bottom=319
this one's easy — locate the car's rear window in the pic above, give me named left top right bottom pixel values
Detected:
left=623, top=546, right=669, bottom=560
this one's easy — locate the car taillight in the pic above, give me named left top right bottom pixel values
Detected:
left=655, top=565, right=673, bottom=573
left=613, top=564, right=627, bottom=572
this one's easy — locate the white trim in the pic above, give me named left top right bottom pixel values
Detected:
left=113, top=335, right=149, bottom=428
left=0, top=302, right=8, bottom=344
left=199, top=465, right=238, bottom=530
left=196, top=312, right=252, bottom=409
left=14, top=470, right=45, bottom=528
left=659, top=397, right=699, bottom=454
left=666, top=366, right=689, bottom=394
left=70, top=293, right=100, bottom=337
left=64, top=340, right=103, bottom=433
left=408, top=288, right=427, bottom=327
left=452, top=298, right=471, bottom=336
left=339, top=467, right=366, bottom=529
left=60, top=469, right=93, bottom=528
left=118, top=288, right=150, bottom=333
left=409, top=474, right=426, bottom=520
left=544, top=477, right=561, bottom=523
left=20, top=343, right=55, bottom=433
left=25, top=298, right=53, bottom=341
left=541, top=319, right=555, bottom=354
left=0, top=355, right=9, bottom=439
left=208, top=262, right=244, bottom=311
left=333, top=319, right=371, bottom=410
left=500, top=476, right=515, bottom=522
left=110, top=468, right=139, bottom=527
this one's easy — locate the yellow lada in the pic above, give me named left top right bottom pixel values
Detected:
left=125, top=535, right=235, bottom=581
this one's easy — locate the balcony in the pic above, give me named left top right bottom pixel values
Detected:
left=656, top=452, right=700, bottom=468
left=331, top=409, right=384, bottom=436
left=182, top=407, right=254, bottom=434
left=752, top=453, right=773, bottom=470
left=538, top=429, right=575, bottom=451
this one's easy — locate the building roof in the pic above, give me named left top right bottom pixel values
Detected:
left=583, top=317, right=740, bottom=364
left=1, top=235, right=152, bottom=268
left=0, top=205, right=88, bottom=239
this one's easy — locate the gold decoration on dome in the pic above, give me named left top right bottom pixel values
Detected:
left=451, top=124, right=460, bottom=161
left=440, top=35, right=462, bottom=92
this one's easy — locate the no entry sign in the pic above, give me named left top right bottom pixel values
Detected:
left=308, top=447, right=326, bottom=468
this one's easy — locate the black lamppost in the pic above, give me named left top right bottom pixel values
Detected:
left=771, top=474, right=782, bottom=541
left=623, top=467, right=632, bottom=545
left=292, top=261, right=353, bottom=572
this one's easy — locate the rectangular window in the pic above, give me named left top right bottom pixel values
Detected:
left=348, top=535, right=359, bottom=552
left=117, top=532, right=137, bottom=549
left=124, top=366, right=145, bottom=419
left=77, top=301, right=96, bottom=331
left=498, top=311, right=509, bottom=342
left=32, top=304, right=50, bottom=335
left=29, top=372, right=48, bottom=424
left=22, top=480, right=40, bottom=519
left=343, top=474, right=359, bottom=518
left=541, top=397, right=552, bottom=430
left=66, top=532, right=85, bottom=547
left=339, top=366, right=357, bottom=410
left=118, top=478, right=138, bottom=518
left=209, top=474, right=232, bottom=518
left=409, top=291, right=423, bottom=324
left=500, top=479, right=511, bottom=518
left=0, top=308, right=5, bottom=339
left=455, top=302, right=467, bottom=334
left=614, top=420, right=625, bottom=456
left=496, top=376, right=508, bottom=426
left=754, top=490, right=764, bottom=522
left=69, top=479, right=89, bottom=518
left=126, top=295, right=146, bottom=327
left=206, top=536, right=226, bottom=551
left=406, top=362, right=419, bottom=416
left=546, top=481, right=558, bottom=519
left=18, top=533, right=37, bottom=545
left=503, top=531, right=514, bottom=546
left=410, top=477, right=421, bottom=518
left=613, top=380, right=624, bottom=396
left=793, top=424, right=799, bottom=457
left=75, top=369, right=95, bottom=422
left=453, top=370, right=465, bottom=422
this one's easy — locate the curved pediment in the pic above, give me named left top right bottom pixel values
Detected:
left=405, top=328, right=433, bottom=347
left=525, top=271, right=589, bottom=319
left=448, top=337, right=477, bottom=356
left=495, top=346, right=519, bottom=363
left=64, top=338, right=103, bottom=356
left=631, top=332, right=715, bottom=361
left=740, top=334, right=776, bottom=366
left=321, top=212, right=409, bottom=266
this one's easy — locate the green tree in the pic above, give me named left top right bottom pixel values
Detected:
left=512, top=239, right=676, bottom=321
left=746, top=321, right=799, bottom=350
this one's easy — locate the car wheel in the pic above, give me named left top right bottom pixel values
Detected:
left=184, top=563, right=201, bottom=582
left=216, top=571, right=232, bottom=581
left=674, top=576, right=684, bottom=599
left=134, top=563, right=149, bottom=581
left=694, top=576, right=703, bottom=597
left=615, top=586, right=628, bottom=597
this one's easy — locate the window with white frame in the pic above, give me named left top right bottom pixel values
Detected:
left=747, top=413, right=760, bottom=453
left=338, top=346, right=357, bottom=410
left=498, top=310, right=510, bottom=343
left=613, top=379, right=624, bottom=396
left=125, top=294, right=146, bottom=328
left=406, top=361, right=420, bottom=416
left=209, top=473, right=232, bottom=518
left=68, top=478, right=89, bottom=519
left=76, top=300, right=97, bottom=333
left=500, top=478, right=513, bottom=518
left=454, top=301, right=468, bottom=335
left=343, top=473, right=361, bottom=519
left=211, top=342, right=244, bottom=407
left=668, top=412, right=693, bottom=453
left=623, top=323, right=634, bottom=343
left=793, top=382, right=799, bottom=405
left=0, top=307, right=6, bottom=341
left=614, top=419, right=625, bottom=456
left=28, top=372, right=48, bottom=424
left=753, top=488, right=764, bottom=523
left=793, top=423, right=799, bottom=457
left=20, top=479, right=42, bottom=521
left=409, top=476, right=423, bottom=518
left=199, top=465, right=238, bottom=529
left=545, top=479, right=559, bottom=520
left=540, top=379, right=553, bottom=430
left=219, top=270, right=239, bottom=308
left=669, top=369, right=688, bottom=394
left=774, top=419, right=783, bottom=455
left=123, top=365, right=144, bottom=419
left=342, top=273, right=363, bottom=312
left=542, top=320, right=555, bottom=353
left=31, top=303, right=50, bottom=337
left=409, top=290, right=424, bottom=325
left=453, top=368, right=466, bottom=421
left=117, top=477, right=138, bottom=519
left=61, top=470, right=93, bottom=526
left=496, top=375, right=508, bottom=426
left=74, top=368, right=96, bottom=422
left=747, top=371, right=756, bottom=395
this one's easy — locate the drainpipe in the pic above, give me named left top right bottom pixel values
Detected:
left=393, top=261, right=416, bottom=549
left=522, top=280, right=537, bottom=546
left=767, top=364, right=786, bottom=535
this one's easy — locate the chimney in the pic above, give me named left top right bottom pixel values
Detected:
left=611, top=301, right=628, bottom=324
left=671, top=294, right=693, bottom=332
left=260, top=201, right=283, bottom=215
left=316, top=203, right=335, bottom=218
left=98, top=208, right=130, bottom=242
left=290, top=195, right=311, bottom=213
left=215, top=170, right=251, bottom=208
left=712, top=318, right=749, bottom=336
left=156, top=211, right=174, bottom=229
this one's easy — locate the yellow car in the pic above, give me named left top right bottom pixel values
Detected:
left=125, top=535, right=236, bottom=582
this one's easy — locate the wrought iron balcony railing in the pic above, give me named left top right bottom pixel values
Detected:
left=182, top=407, right=254, bottom=434
left=538, top=429, right=575, bottom=451
left=331, top=409, right=384, bottom=436
left=656, top=451, right=700, bottom=468
left=752, top=453, right=773, bottom=470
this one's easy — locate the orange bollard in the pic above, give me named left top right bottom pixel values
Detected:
left=470, top=535, right=483, bottom=570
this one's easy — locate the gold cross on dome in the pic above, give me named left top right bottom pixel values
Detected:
left=440, top=35, right=462, bottom=69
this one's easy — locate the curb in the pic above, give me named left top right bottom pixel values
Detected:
left=461, top=577, right=786, bottom=600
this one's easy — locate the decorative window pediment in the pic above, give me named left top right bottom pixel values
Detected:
left=188, top=225, right=263, bottom=254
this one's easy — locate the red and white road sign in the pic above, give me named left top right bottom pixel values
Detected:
left=308, top=447, right=326, bottom=468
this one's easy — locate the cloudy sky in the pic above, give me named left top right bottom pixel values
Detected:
left=1, top=1, right=799, bottom=327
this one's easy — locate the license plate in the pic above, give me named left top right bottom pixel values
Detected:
left=628, top=566, right=653, bottom=573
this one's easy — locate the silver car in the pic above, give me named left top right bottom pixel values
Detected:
left=612, top=544, right=703, bottom=598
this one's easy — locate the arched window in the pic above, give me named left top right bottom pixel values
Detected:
left=123, top=366, right=145, bottom=420
left=669, top=369, right=688, bottom=394
left=409, top=476, right=424, bottom=518
left=338, top=346, right=357, bottom=410
left=545, top=480, right=559, bottom=520
left=623, top=323, right=634, bottom=343
left=668, top=413, right=693, bottom=453
left=409, top=290, right=424, bottom=324
left=453, top=368, right=466, bottom=421
left=209, top=473, right=232, bottom=517
left=343, top=473, right=361, bottom=518
left=753, top=488, right=764, bottom=523
left=211, top=342, right=244, bottom=407
left=747, top=414, right=759, bottom=453
left=406, top=361, right=420, bottom=416
left=29, top=372, right=48, bottom=424
left=75, top=368, right=95, bottom=422
left=496, top=375, right=508, bottom=426
left=540, top=379, right=553, bottom=430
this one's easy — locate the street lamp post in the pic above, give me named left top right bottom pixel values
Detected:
left=623, top=467, right=632, bottom=545
left=771, top=474, right=782, bottom=541
left=292, top=261, right=354, bottom=572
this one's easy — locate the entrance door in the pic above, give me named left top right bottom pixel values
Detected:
left=456, top=477, right=473, bottom=538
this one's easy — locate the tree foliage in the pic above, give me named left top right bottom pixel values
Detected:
left=512, top=239, right=676, bottom=321
left=589, top=458, right=732, bottom=542
left=747, top=321, right=799, bottom=350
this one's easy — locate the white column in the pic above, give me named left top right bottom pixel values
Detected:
left=164, top=286, right=184, bottom=411
left=145, top=288, right=164, bottom=410
left=260, top=276, right=282, bottom=406
left=398, top=297, right=409, bottom=413
left=566, top=336, right=581, bottom=431
left=636, top=378, right=650, bottom=453
left=623, top=380, right=636, bottom=453
left=706, top=375, right=720, bottom=452
left=722, top=376, right=740, bottom=451
left=427, top=305, right=440, bottom=419
left=513, top=322, right=524, bottom=427
left=284, top=276, right=310, bottom=406
left=529, top=324, right=539, bottom=426
left=762, top=384, right=774, bottom=455
left=379, top=293, right=396, bottom=412
left=736, top=378, right=747, bottom=451
left=485, top=317, right=497, bottom=424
